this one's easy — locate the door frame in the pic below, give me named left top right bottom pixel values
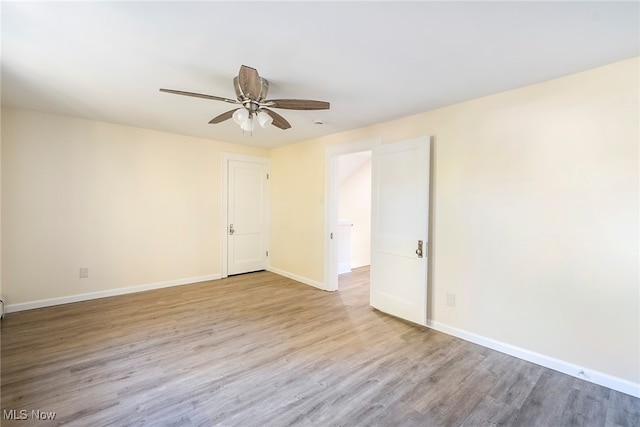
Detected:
left=222, top=153, right=270, bottom=278
left=324, top=138, right=382, bottom=291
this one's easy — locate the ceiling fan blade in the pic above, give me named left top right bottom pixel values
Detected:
left=263, top=108, right=291, bottom=130
left=238, top=65, right=262, bottom=100
left=266, top=99, right=330, bottom=110
left=209, top=108, right=240, bottom=124
left=159, top=88, right=238, bottom=104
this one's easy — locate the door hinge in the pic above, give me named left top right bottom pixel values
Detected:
left=266, top=250, right=269, bottom=257
left=266, top=173, right=269, bottom=180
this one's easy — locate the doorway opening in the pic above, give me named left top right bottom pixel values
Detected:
left=325, top=138, right=381, bottom=292
left=337, top=151, right=372, bottom=290
left=327, top=136, right=432, bottom=324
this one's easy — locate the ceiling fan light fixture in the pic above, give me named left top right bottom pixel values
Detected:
left=257, top=110, right=273, bottom=128
left=232, top=108, right=249, bottom=124
left=240, top=115, right=254, bottom=133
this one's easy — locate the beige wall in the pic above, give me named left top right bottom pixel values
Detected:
left=1, top=108, right=267, bottom=305
left=269, top=139, right=328, bottom=282
left=268, top=58, right=639, bottom=384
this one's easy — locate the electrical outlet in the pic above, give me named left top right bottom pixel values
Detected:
left=446, top=292, right=456, bottom=307
left=79, top=267, right=89, bottom=278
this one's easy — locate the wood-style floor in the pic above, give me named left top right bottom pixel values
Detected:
left=1, top=267, right=639, bottom=426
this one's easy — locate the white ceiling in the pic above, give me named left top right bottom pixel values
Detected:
left=2, top=1, right=638, bottom=149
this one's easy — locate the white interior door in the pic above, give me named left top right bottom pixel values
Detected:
left=228, top=159, right=269, bottom=275
left=370, top=136, right=430, bottom=325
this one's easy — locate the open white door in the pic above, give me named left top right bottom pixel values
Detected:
left=227, top=159, right=269, bottom=275
left=370, top=136, right=430, bottom=325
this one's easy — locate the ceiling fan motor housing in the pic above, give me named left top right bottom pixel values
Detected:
left=234, top=76, right=269, bottom=102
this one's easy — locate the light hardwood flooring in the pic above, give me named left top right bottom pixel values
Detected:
left=1, top=267, right=639, bottom=426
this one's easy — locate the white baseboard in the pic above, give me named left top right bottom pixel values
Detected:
left=267, top=267, right=329, bottom=291
left=5, top=274, right=222, bottom=313
left=427, top=320, right=640, bottom=399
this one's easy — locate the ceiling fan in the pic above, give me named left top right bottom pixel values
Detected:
left=160, top=65, right=330, bottom=132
